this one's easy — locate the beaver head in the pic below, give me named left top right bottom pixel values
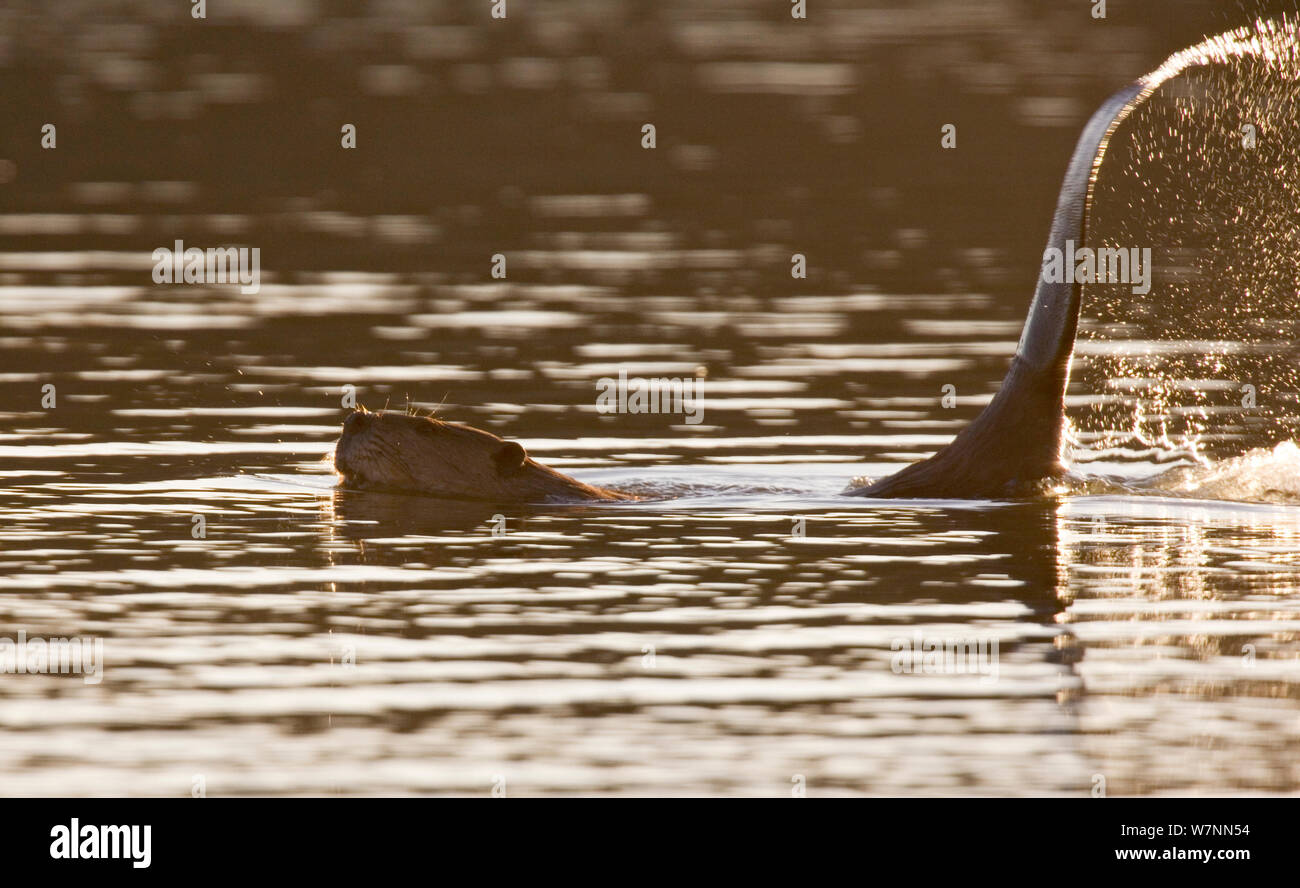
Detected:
left=333, top=408, right=628, bottom=503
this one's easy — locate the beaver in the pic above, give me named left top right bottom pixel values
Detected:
left=331, top=58, right=1116, bottom=504
left=332, top=24, right=1280, bottom=503
left=333, top=408, right=631, bottom=503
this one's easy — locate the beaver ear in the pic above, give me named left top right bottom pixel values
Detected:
left=492, top=441, right=528, bottom=473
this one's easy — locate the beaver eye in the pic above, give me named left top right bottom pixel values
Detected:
left=492, top=441, right=527, bottom=472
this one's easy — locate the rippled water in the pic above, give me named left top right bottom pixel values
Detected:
left=2, top=266, right=1299, bottom=797
left=4, top=0, right=1300, bottom=797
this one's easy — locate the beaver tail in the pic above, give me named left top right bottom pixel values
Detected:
left=851, top=80, right=1152, bottom=498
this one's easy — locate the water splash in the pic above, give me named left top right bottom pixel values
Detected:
left=1072, top=18, right=1300, bottom=496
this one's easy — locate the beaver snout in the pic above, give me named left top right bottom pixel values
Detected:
left=334, top=411, right=376, bottom=481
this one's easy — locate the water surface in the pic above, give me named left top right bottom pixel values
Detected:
left=2, top=268, right=1299, bottom=797
left=2, top=0, right=1299, bottom=797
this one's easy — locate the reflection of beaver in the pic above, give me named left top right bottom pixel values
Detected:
left=333, top=409, right=632, bottom=503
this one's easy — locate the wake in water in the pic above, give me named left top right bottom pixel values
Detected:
left=1148, top=440, right=1300, bottom=502
left=1069, top=441, right=1300, bottom=504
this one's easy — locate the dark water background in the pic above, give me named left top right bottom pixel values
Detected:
left=1, top=0, right=1299, bottom=795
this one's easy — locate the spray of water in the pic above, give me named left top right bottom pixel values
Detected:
left=1069, top=18, right=1300, bottom=502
